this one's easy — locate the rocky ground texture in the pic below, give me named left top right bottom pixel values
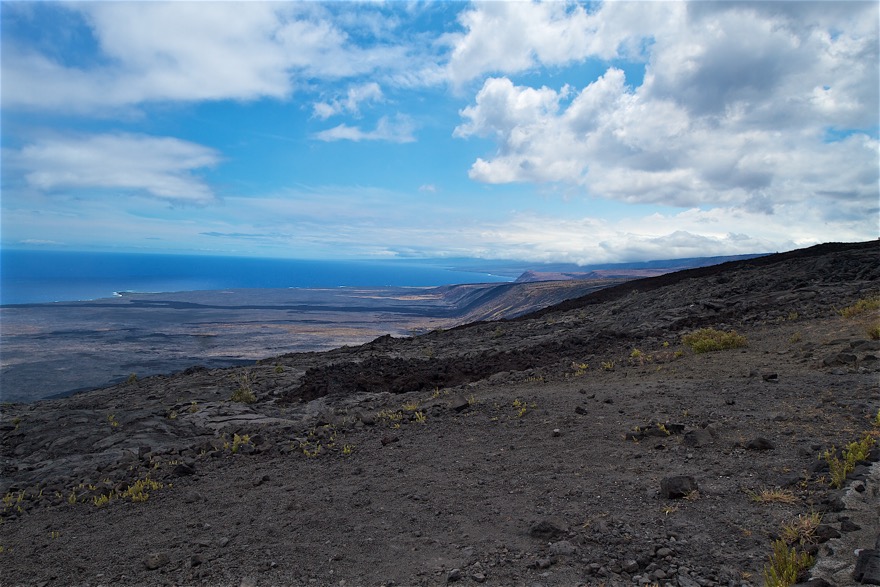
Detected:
left=1, top=241, right=878, bottom=587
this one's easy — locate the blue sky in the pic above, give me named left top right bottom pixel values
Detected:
left=2, top=1, right=878, bottom=264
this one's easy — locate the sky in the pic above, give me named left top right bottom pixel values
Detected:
left=1, top=1, right=878, bottom=265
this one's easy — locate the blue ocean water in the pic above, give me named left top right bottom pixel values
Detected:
left=0, top=250, right=512, bottom=305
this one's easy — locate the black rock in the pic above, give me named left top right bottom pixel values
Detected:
left=814, top=524, right=842, bottom=543
left=172, top=462, right=196, bottom=477
left=746, top=437, right=775, bottom=450
left=853, top=548, right=880, bottom=585
left=660, top=475, right=698, bottom=499
left=841, top=518, right=862, bottom=532
left=528, top=518, right=567, bottom=541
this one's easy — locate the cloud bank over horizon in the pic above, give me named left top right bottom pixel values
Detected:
left=2, top=1, right=877, bottom=265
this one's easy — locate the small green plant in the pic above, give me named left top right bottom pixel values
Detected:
left=167, top=409, right=178, bottom=420
left=401, top=400, right=420, bottom=412
left=779, top=512, right=822, bottom=545
left=787, top=311, right=799, bottom=321
left=570, top=361, right=589, bottom=376
left=274, top=364, right=284, bottom=373
left=126, top=373, right=138, bottom=385
left=231, top=371, right=257, bottom=404
left=106, top=414, right=119, bottom=428
left=789, top=332, right=803, bottom=344
left=49, top=531, right=60, bottom=539
left=342, top=444, right=355, bottom=456
left=230, top=433, right=251, bottom=454
left=839, top=296, right=880, bottom=318
left=868, top=323, right=880, bottom=340
left=188, top=401, right=199, bottom=414
left=413, top=411, right=427, bottom=424
left=763, top=539, right=814, bottom=587
left=823, top=433, right=876, bottom=488
left=512, top=399, right=536, bottom=418
left=601, top=360, right=615, bottom=371
left=681, top=328, right=747, bottom=353
left=748, top=487, right=798, bottom=504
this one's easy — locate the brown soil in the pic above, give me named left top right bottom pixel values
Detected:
left=1, top=241, right=878, bottom=587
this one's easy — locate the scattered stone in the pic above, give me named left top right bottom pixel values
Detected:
left=172, top=462, right=196, bottom=477
left=144, top=552, right=169, bottom=570
left=380, top=435, right=399, bottom=446
left=528, top=518, right=567, bottom=541
left=745, top=437, right=775, bottom=451
left=841, top=518, right=862, bottom=532
left=552, top=429, right=561, bottom=437
left=535, top=558, right=552, bottom=569
left=762, top=372, right=779, bottom=382
left=447, top=568, right=462, bottom=583
left=793, top=580, right=833, bottom=587
left=549, top=540, right=576, bottom=556
left=574, top=406, right=588, bottom=415
left=678, top=573, right=701, bottom=587
left=683, top=429, right=713, bottom=447
left=660, top=476, right=698, bottom=499
left=450, top=396, right=470, bottom=413
left=621, top=559, right=639, bottom=573
left=853, top=549, right=880, bottom=584
left=471, top=572, right=487, bottom=583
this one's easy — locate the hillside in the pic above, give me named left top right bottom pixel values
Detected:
left=1, top=240, right=878, bottom=587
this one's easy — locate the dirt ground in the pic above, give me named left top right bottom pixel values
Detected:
left=1, top=242, right=878, bottom=587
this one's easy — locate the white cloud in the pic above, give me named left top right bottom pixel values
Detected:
left=453, top=2, right=879, bottom=231
left=314, top=114, right=416, bottom=143
left=313, top=82, right=384, bottom=120
left=444, top=1, right=669, bottom=86
left=12, top=133, right=220, bottom=203
left=1, top=3, right=414, bottom=113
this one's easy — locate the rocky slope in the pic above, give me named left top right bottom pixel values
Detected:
left=0, top=240, right=878, bottom=587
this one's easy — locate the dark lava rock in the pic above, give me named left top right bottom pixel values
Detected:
left=172, top=462, right=196, bottom=477
left=841, top=518, right=862, bottom=532
left=854, top=549, right=880, bottom=585
left=814, top=524, right=842, bottom=543
left=660, top=475, right=698, bottom=499
left=746, top=437, right=775, bottom=450
left=794, top=580, right=834, bottom=587
left=683, top=429, right=713, bottom=447
left=145, top=552, right=170, bottom=570
left=528, top=518, right=567, bottom=541
left=450, top=396, right=471, bottom=413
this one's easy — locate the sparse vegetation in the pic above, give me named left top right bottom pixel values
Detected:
left=681, top=328, right=747, bottom=353
left=570, top=361, right=589, bottom=376
left=838, top=296, right=879, bottom=318
left=126, top=373, right=138, bottom=385
left=823, top=433, right=876, bottom=488
left=763, top=539, right=814, bottom=587
left=231, top=371, right=257, bottom=403
left=601, top=360, right=615, bottom=371
left=747, top=487, right=798, bottom=504
left=779, top=512, right=822, bottom=546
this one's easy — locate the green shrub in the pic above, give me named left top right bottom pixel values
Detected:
left=839, top=296, right=880, bottom=318
left=763, top=539, right=814, bottom=587
left=681, top=328, right=747, bottom=353
left=231, top=371, right=257, bottom=403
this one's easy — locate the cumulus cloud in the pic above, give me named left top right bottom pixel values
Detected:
left=444, top=1, right=669, bottom=86
left=12, top=133, right=220, bottom=203
left=313, top=82, right=385, bottom=119
left=314, top=114, right=416, bottom=143
left=453, top=2, right=879, bottom=228
left=1, top=3, right=413, bottom=113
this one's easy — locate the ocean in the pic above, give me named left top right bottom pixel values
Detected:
left=0, top=250, right=512, bottom=305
